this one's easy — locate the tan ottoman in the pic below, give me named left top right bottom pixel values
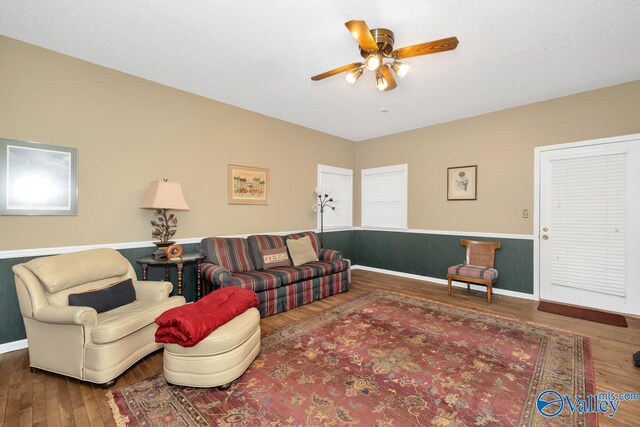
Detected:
left=163, top=307, right=261, bottom=388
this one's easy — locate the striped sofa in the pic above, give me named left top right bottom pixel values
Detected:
left=200, top=231, right=350, bottom=317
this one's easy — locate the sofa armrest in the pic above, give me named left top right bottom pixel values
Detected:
left=33, top=305, right=97, bottom=327
left=201, top=262, right=232, bottom=287
left=319, top=249, right=343, bottom=261
left=133, top=280, right=173, bottom=301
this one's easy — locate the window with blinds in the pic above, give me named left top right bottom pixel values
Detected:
left=550, top=149, right=627, bottom=297
left=317, top=165, right=353, bottom=229
left=361, top=164, right=408, bottom=229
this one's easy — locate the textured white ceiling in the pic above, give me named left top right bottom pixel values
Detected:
left=1, top=1, right=639, bottom=141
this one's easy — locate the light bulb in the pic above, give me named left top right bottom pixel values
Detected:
left=345, top=67, right=363, bottom=84
left=364, top=54, right=381, bottom=71
left=376, top=73, right=388, bottom=91
left=391, top=61, right=410, bottom=78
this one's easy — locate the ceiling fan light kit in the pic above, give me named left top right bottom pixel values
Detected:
left=346, top=67, right=363, bottom=84
left=375, top=71, right=388, bottom=91
left=364, top=54, right=382, bottom=71
left=311, top=20, right=458, bottom=92
left=391, top=61, right=410, bottom=78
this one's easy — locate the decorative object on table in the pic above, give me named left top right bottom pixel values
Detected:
left=109, top=290, right=596, bottom=427
left=447, top=164, right=477, bottom=201
left=228, top=164, right=269, bottom=205
left=311, top=186, right=335, bottom=248
left=165, top=243, right=183, bottom=260
left=0, top=137, right=78, bottom=215
left=140, top=179, right=190, bottom=258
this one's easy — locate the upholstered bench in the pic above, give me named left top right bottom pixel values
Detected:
left=163, top=307, right=261, bottom=388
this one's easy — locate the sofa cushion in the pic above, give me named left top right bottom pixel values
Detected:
left=261, top=246, right=291, bottom=269
left=247, top=234, right=288, bottom=270
left=200, top=237, right=255, bottom=273
left=448, top=264, right=498, bottom=281
left=68, top=279, right=136, bottom=313
left=91, top=298, right=183, bottom=344
left=305, top=260, right=350, bottom=276
left=266, top=265, right=317, bottom=285
left=231, top=271, right=282, bottom=292
left=286, top=231, right=320, bottom=254
left=287, top=236, right=319, bottom=266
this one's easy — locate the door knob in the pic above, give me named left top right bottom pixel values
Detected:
left=542, top=235, right=549, bottom=240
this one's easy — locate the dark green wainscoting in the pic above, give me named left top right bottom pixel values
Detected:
left=321, top=229, right=357, bottom=263
left=0, top=243, right=201, bottom=346
left=0, top=229, right=533, bottom=346
left=355, top=230, right=534, bottom=295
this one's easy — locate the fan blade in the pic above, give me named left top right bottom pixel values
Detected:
left=393, top=36, right=459, bottom=59
left=345, top=20, right=378, bottom=52
left=311, top=62, right=363, bottom=81
left=379, top=65, right=397, bottom=91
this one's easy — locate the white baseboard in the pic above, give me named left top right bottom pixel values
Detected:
left=0, top=338, right=28, bottom=355
left=352, top=265, right=536, bottom=301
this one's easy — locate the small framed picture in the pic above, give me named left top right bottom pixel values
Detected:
left=228, top=164, right=269, bottom=205
left=0, top=138, right=78, bottom=215
left=447, top=165, right=477, bottom=201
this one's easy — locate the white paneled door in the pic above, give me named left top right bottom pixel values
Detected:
left=538, top=135, right=640, bottom=315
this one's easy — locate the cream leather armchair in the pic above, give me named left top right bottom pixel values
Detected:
left=12, top=248, right=185, bottom=386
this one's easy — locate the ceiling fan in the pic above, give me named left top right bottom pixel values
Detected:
left=311, top=20, right=459, bottom=91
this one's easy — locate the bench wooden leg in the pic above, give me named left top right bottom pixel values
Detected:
left=466, top=282, right=470, bottom=291
left=447, top=278, right=452, bottom=296
left=487, top=285, right=492, bottom=304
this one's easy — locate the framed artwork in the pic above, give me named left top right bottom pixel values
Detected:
left=228, top=164, right=269, bottom=205
left=0, top=138, right=78, bottom=215
left=447, top=165, right=477, bottom=201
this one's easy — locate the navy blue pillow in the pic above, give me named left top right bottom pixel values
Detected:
left=68, top=279, right=136, bottom=313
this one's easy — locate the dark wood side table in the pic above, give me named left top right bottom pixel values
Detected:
left=136, top=252, right=206, bottom=299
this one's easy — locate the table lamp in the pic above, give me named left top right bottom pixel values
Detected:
left=141, top=179, right=190, bottom=257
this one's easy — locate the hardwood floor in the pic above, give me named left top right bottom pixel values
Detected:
left=1, top=269, right=639, bottom=426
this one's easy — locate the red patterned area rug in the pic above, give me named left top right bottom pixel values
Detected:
left=108, top=291, right=596, bottom=426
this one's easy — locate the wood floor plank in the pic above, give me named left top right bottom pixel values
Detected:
left=31, top=377, right=46, bottom=427
left=55, top=374, right=74, bottom=426
left=2, top=270, right=639, bottom=426
left=44, top=372, right=61, bottom=427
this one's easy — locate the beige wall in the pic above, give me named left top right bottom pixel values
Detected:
left=2, top=36, right=639, bottom=250
left=355, top=80, right=640, bottom=234
left=0, top=36, right=355, bottom=251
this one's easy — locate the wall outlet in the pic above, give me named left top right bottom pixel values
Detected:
left=522, top=209, right=529, bottom=218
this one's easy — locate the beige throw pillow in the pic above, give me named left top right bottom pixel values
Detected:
left=286, top=236, right=318, bottom=266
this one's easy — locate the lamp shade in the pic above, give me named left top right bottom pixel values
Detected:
left=140, top=181, right=190, bottom=210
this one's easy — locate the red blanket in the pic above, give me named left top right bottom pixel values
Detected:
left=155, top=287, right=259, bottom=347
